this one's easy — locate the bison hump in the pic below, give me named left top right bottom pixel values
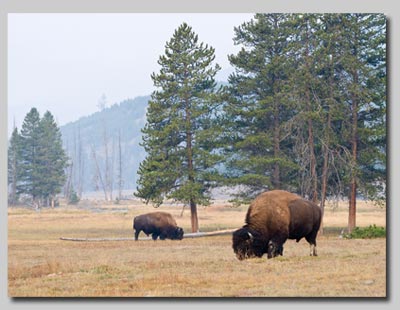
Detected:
left=246, top=190, right=297, bottom=235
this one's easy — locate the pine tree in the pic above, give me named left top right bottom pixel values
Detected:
left=37, top=111, right=68, bottom=207
left=18, top=108, right=42, bottom=205
left=14, top=108, right=69, bottom=207
left=284, top=14, right=324, bottom=202
left=8, top=127, right=21, bottom=204
left=224, top=14, right=298, bottom=203
left=135, top=23, right=222, bottom=232
left=339, top=14, right=386, bottom=232
left=311, top=14, right=349, bottom=232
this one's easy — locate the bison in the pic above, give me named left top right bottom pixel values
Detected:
left=232, top=190, right=321, bottom=260
left=133, top=211, right=184, bottom=241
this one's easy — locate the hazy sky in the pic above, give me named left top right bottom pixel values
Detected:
left=7, top=13, right=254, bottom=137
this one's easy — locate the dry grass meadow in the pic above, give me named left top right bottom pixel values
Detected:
left=8, top=199, right=386, bottom=297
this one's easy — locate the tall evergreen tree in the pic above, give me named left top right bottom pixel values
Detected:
left=285, top=14, right=322, bottom=202
left=8, top=127, right=21, bottom=204
left=37, top=111, right=68, bottom=207
left=18, top=108, right=42, bottom=204
left=339, top=14, right=386, bottom=232
left=135, top=23, right=222, bottom=232
left=11, top=108, right=69, bottom=207
left=224, top=14, right=298, bottom=203
left=311, top=14, right=349, bottom=231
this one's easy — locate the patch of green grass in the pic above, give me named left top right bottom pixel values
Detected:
left=344, top=224, right=386, bottom=239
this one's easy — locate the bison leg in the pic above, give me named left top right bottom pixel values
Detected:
left=134, top=230, right=140, bottom=241
left=268, top=233, right=287, bottom=258
left=277, top=244, right=284, bottom=256
left=267, top=241, right=284, bottom=258
left=151, top=233, right=159, bottom=240
left=310, top=244, right=317, bottom=256
left=305, top=232, right=318, bottom=256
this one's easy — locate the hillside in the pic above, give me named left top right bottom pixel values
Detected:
left=60, top=96, right=150, bottom=196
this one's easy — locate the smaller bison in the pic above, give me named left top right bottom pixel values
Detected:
left=133, top=211, right=184, bottom=241
left=232, top=190, right=321, bottom=260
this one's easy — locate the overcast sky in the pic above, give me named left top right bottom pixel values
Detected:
left=7, top=13, right=254, bottom=137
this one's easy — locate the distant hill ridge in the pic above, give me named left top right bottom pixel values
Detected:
left=60, top=80, right=227, bottom=197
left=60, top=95, right=150, bottom=194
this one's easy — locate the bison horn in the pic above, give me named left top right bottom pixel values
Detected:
left=247, top=231, right=254, bottom=240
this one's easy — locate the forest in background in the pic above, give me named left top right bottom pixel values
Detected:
left=60, top=95, right=149, bottom=197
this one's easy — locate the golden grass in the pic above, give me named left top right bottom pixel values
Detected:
left=8, top=200, right=386, bottom=297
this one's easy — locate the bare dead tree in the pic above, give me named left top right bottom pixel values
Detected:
left=91, top=144, right=108, bottom=201
left=77, top=123, right=84, bottom=197
left=63, top=138, right=74, bottom=201
left=117, top=129, right=124, bottom=201
left=109, top=136, right=115, bottom=201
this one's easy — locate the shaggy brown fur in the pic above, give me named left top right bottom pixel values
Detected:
left=232, top=190, right=321, bottom=260
left=133, top=211, right=184, bottom=241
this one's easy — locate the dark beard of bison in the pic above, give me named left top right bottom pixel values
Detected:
left=174, top=227, right=184, bottom=240
left=232, top=227, right=267, bottom=260
left=161, top=227, right=184, bottom=240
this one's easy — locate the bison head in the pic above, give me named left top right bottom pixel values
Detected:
left=232, top=227, right=266, bottom=260
left=172, top=227, right=184, bottom=240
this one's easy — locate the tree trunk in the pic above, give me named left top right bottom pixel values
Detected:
left=348, top=99, right=358, bottom=232
left=65, top=159, right=73, bottom=202
left=272, top=72, right=280, bottom=189
left=185, top=89, right=199, bottom=233
left=91, top=145, right=108, bottom=201
left=271, top=18, right=281, bottom=190
left=77, top=123, right=83, bottom=198
left=320, top=56, right=334, bottom=234
left=348, top=69, right=359, bottom=233
left=109, top=137, right=115, bottom=202
left=320, top=110, right=332, bottom=234
left=304, top=19, right=318, bottom=203
left=118, top=130, right=123, bottom=201
left=307, top=116, right=318, bottom=203
left=190, top=198, right=199, bottom=233
left=103, top=123, right=111, bottom=201
left=319, top=159, right=327, bottom=235
left=272, top=105, right=280, bottom=189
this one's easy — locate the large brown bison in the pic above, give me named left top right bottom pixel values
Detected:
left=232, top=190, right=321, bottom=260
left=133, top=211, right=184, bottom=241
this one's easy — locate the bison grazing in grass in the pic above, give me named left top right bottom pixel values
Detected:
left=133, top=211, right=184, bottom=241
left=232, top=190, right=321, bottom=260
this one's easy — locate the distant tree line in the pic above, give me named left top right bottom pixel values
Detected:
left=8, top=108, right=69, bottom=208
left=135, top=14, right=386, bottom=233
left=60, top=96, right=149, bottom=201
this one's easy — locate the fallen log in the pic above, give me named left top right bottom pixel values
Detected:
left=183, top=229, right=236, bottom=238
left=60, top=229, right=236, bottom=242
left=60, top=237, right=139, bottom=242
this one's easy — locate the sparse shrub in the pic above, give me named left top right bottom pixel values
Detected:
left=344, top=224, right=386, bottom=239
left=68, top=189, right=80, bottom=205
